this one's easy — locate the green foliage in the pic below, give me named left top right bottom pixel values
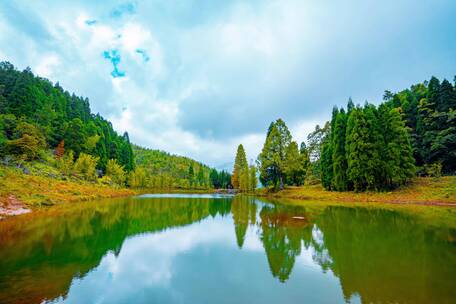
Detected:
left=210, top=169, right=231, bottom=189
left=424, top=163, right=442, bottom=178
left=283, top=141, right=306, bottom=186
left=331, top=109, right=348, bottom=191
left=306, top=122, right=330, bottom=180
left=105, top=159, right=126, bottom=186
left=73, top=153, right=99, bottom=181
left=128, top=167, right=148, bottom=188
left=232, top=144, right=248, bottom=190
left=258, top=119, right=291, bottom=190
left=320, top=137, right=333, bottom=190
left=57, top=150, right=74, bottom=176
left=0, top=62, right=134, bottom=171
left=384, top=75, right=455, bottom=173
left=133, top=146, right=225, bottom=189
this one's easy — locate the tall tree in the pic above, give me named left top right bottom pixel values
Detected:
left=258, top=119, right=292, bottom=190
left=331, top=109, right=348, bottom=191
left=232, top=144, right=248, bottom=190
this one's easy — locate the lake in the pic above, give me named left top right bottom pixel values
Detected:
left=0, top=195, right=455, bottom=304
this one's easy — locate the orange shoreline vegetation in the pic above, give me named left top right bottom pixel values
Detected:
left=258, top=176, right=456, bottom=206
left=0, top=166, right=135, bottom=218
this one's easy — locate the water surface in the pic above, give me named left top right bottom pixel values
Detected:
left=0, top=195, right=455, bottom=304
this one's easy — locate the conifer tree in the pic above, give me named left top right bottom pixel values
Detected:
left=380, top=105, right=415, bottom=187
left=331, top=109, right=348, bottom=191
left=284, top=141, right=304, bottom=186
left=232, top=144, right=248, bottom=189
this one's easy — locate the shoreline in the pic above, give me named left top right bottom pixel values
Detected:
left=255, top=176, right=456, bottom=207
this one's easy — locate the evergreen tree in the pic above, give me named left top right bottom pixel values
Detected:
left=258, top=119, right=291, bottom=190
left=379, top=105, right=415, bottom=187
left=283, top=141, right=304, bottom=186
left=320, top=137, right=333, bottom=190
left=232, top=144, right=248, bottom=190
left=331, top=109, right=348, bottom=191
left=345, top=107, right=370, bottom=191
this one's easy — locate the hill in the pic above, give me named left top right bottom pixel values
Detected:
left=133, top=145, right=231, bottom=189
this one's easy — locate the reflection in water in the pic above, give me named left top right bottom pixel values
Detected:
left=0, top=196, right=454, bottom=304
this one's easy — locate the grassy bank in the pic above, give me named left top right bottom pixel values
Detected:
left=0, top=166, right=135, bottom=209
left=257, top=176, right=456, bottom=206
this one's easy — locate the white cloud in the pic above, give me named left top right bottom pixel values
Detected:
left=1, top=0, right=454, bottom=167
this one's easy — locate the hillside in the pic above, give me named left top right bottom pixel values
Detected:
left=133, top=145, right=231, bottom=189
left=0, top=61, right=134, bottom=171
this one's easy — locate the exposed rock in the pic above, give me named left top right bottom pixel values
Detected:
left=0, top=195, right=31, bottom=218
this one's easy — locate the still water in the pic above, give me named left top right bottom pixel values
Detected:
left=0, top=195, right=455, bottom=304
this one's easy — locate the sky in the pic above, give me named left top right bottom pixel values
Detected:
left=0, top=0, right=455, bottom=169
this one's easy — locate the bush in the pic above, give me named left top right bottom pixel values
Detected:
left=73, top=153, right=99, bottom=181
left=424, top=163, right=442, bottom=178
left=105, top=159, right=126, bottom=186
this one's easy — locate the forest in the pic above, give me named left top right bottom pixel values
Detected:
left=248, top=76, right=455, bottom=192
left=0, top=62, right=229, bottom=190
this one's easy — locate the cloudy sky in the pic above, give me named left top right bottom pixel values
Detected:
left=0, top=0, right=455, bottom=168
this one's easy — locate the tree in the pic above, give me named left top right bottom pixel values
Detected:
left=306, top=122, right=330, bottom=178
left=258, top=119, right=292, bottom=190
left=320, top=136, right=333, bottom=190
left=73, top=153, right=99, bottom=181
left=380, top=106, right=415, bottom=187
left=7, top=121, right=46, bottom=160
left=299, top=142, right=311, bottom=184
left=345, top=107, right=370, bottom=191
left=283, top=141, right=305, bottom=186
left=331, top=109, right=348, bottom=191
left=249, top=165, right=258, bottom=191
left=232, top=144, right=248, bottom=189
left=106, top=159, right=126, bottom=186
left=57, top=150, right=74, bottom=176
left=64, top=118, right=86, bottom=157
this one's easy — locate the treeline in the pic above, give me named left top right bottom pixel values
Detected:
left=320, top=101, right=415, bottom=191
left=134, top=146, right=231, bottom=189
left=383, top=76, right=455, bottom=174
left=0, top=62, right=134, bottom=171
left=248, top=75, right=455, bottom=192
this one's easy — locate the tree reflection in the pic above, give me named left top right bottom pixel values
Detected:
left=0, top=196, right=232, bottom=304
left=314, top=206, right=456, bottom=304
left=259, top=204, right=313, bottom=282
left=231, top=196, right=256, bottom=248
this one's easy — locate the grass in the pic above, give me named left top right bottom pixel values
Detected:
left=257, top=176, right=456, bottom=206
left=0, top=166, right=135, bottom=209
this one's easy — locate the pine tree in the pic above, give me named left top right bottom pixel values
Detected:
left=283, top=141, right=304, bottom=186
left=249, top=165, right=258, bottom=191
left=320, top=137, right=333, bottom=190
left=299, top=142, right=311, bottom=185
left=346, top=107, right=370, bottom=191
left=331, top=109, right=348, bottom=191
left=380, top=105, right=415, bottom=187
left=232, top=144, right=248, bottom=189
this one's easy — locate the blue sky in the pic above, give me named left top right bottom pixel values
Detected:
left=0, top=0, right=455, bottom=167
